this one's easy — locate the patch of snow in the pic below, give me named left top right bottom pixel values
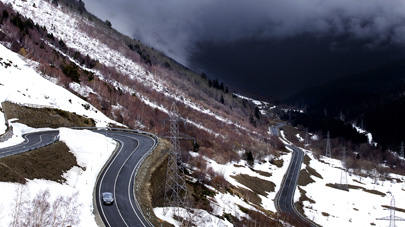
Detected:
left=189, top=151, right=291, bottom=213
left=296, top=133, right=304, bottom=142
left=279, top=130, right=291, bottom=145
left=353, top=124, right=377, bottom=146
left=0, top=125, right=116, bottom=226
left=311, top=134, right=319, bottom=141
left=297, top=151, right=405, bottom=227
left=69, top=82, right=95, bottom=98
left=0, top=43, right=120, bottom=127
left=154, top=207, right=232, bottom=227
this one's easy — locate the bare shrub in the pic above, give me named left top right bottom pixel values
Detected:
left=269, top=135, right=285, bottom=150
left=10, top=188, right=81, bottom=227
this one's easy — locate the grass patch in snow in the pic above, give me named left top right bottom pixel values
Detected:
left=325, top=183, right=386, bottom=196
left=321, top=212, right=330, bottom=217
left=231, top=174, right=275, bottom=197
left=0, top=141, right=78, bottom=183
left=190, top=182, right=216, bottom=212
left=306, top=166, right=323, bottom=179
left=353, top=179, right=365, bottom=185
left=295, top=186, right=315, bottom=216
left=381, top=205, right=405, bottom=213
left=233, top=164, right=244, bottom=168
left=229, top=186, right=262, bottom=206
left=348, top=185, right=386, bottom=196
left=252, top=169, right=272, bottom=177
left=298, top=169, right=315, bottom=186
left=270, top=158, right=284, bottom=168
left=303, top=155, right=311, bottom=166
left=2, top=102, right=95, bottom=128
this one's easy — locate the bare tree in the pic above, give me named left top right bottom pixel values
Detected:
left=57, top=192, right=80, bottom=227
left=27, top=189, right=51, bottom=227
left=10, top=188, right=81, bottom=227
left=10, top=183, right=29, bottom=227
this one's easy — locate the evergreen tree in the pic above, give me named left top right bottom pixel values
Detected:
left=219, top=82, right=224, bottom=91
left=105, top=20, right=112, bottom=28
left=220, top=95, right=225, bottom=104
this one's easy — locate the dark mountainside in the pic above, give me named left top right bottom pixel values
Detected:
left=286, top=58, right=405, bottom=150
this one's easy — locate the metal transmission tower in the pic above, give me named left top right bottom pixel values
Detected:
left=162, top=103, right=193, bottom=221
left=400, top=142, right=404, bottom=158
left=339, top=111, right=344, bottom=121
left=304, top=128, right=310, bottom=146
left=377, top=196, right=405, bottom=227
left=339, top=147, right=348, bottom=190
left=325, top=131, right=332, bottom=158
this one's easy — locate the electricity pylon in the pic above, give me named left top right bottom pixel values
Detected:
left=325, top=131, right=332, bottom=158
left=340, top=147, right=348, bottom=190
left=162, top=103, right=195, bottom=226
left=304, top=128, right=310, bottom=146
left=400, top=142, right=404, bottom=158
left=377, top=196, right=405, bottom=227
left=162, top=103, right=192, bottom=222
left=339, top=111, right=344, bottom=121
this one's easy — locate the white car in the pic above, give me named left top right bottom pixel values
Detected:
left=102, top=192, right=114, bottom=205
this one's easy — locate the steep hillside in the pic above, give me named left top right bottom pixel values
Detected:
left=0, top=0, right=291, bottom=226
left=285, top=58, right=405, bottom=149
left=0, top=0, right=275, bottom=163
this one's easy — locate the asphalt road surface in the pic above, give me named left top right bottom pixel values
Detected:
left=0, top=130, right=59, bottom=158
left=271, top=122, right=316, bottom=226
left=94, top=130, right=156, bottom=227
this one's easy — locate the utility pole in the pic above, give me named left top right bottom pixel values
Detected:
left=162, top=103, right=193, bottom=225
left=325, top=131, right=332, bottom=158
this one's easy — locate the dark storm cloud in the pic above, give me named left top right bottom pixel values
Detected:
left=83, top=0, right=405, bottom=98
left=83, top=0, right=405, bottom=64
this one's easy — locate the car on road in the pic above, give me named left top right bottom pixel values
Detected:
left=102, top=192, right=114, bottom=205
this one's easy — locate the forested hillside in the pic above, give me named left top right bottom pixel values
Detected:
left=286, top=57, right=405, bottom=150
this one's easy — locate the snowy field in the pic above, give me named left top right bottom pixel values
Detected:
left=0, top=42, right=122, bottom=226
left=155, top=151, right=291, bottom=226
left=296, top=149, right=405, bottom=227
left=0, top=125, right=116, bottom=226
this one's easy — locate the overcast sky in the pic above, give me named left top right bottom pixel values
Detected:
left=83, top=0, right=405, bottom=98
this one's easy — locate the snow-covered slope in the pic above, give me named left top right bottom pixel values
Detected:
left=0, top=127, right=117, bottom=226
left=0, top=42, right=122, bottom=226
left=2, top=0, right=257, bottom=137
left=296, top=150, right=405, bottom=227
left=0, top=43, right=119, bottom=127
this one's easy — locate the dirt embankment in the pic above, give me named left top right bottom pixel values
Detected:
left=135, top=139, right=172, bottom=226
left=0, top=141, right=79, bottom=183
left=2, top=101, right=95, bottom=128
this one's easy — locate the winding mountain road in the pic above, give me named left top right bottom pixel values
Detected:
left=0, top=130, right=59, bottom=158
left=94, top=130, right=156, bottom=227
left=1, top=124, right=317, bottom=226
left=273, top=124, right=316, bottom=226
left=0, top=128, right=157, bottom=227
